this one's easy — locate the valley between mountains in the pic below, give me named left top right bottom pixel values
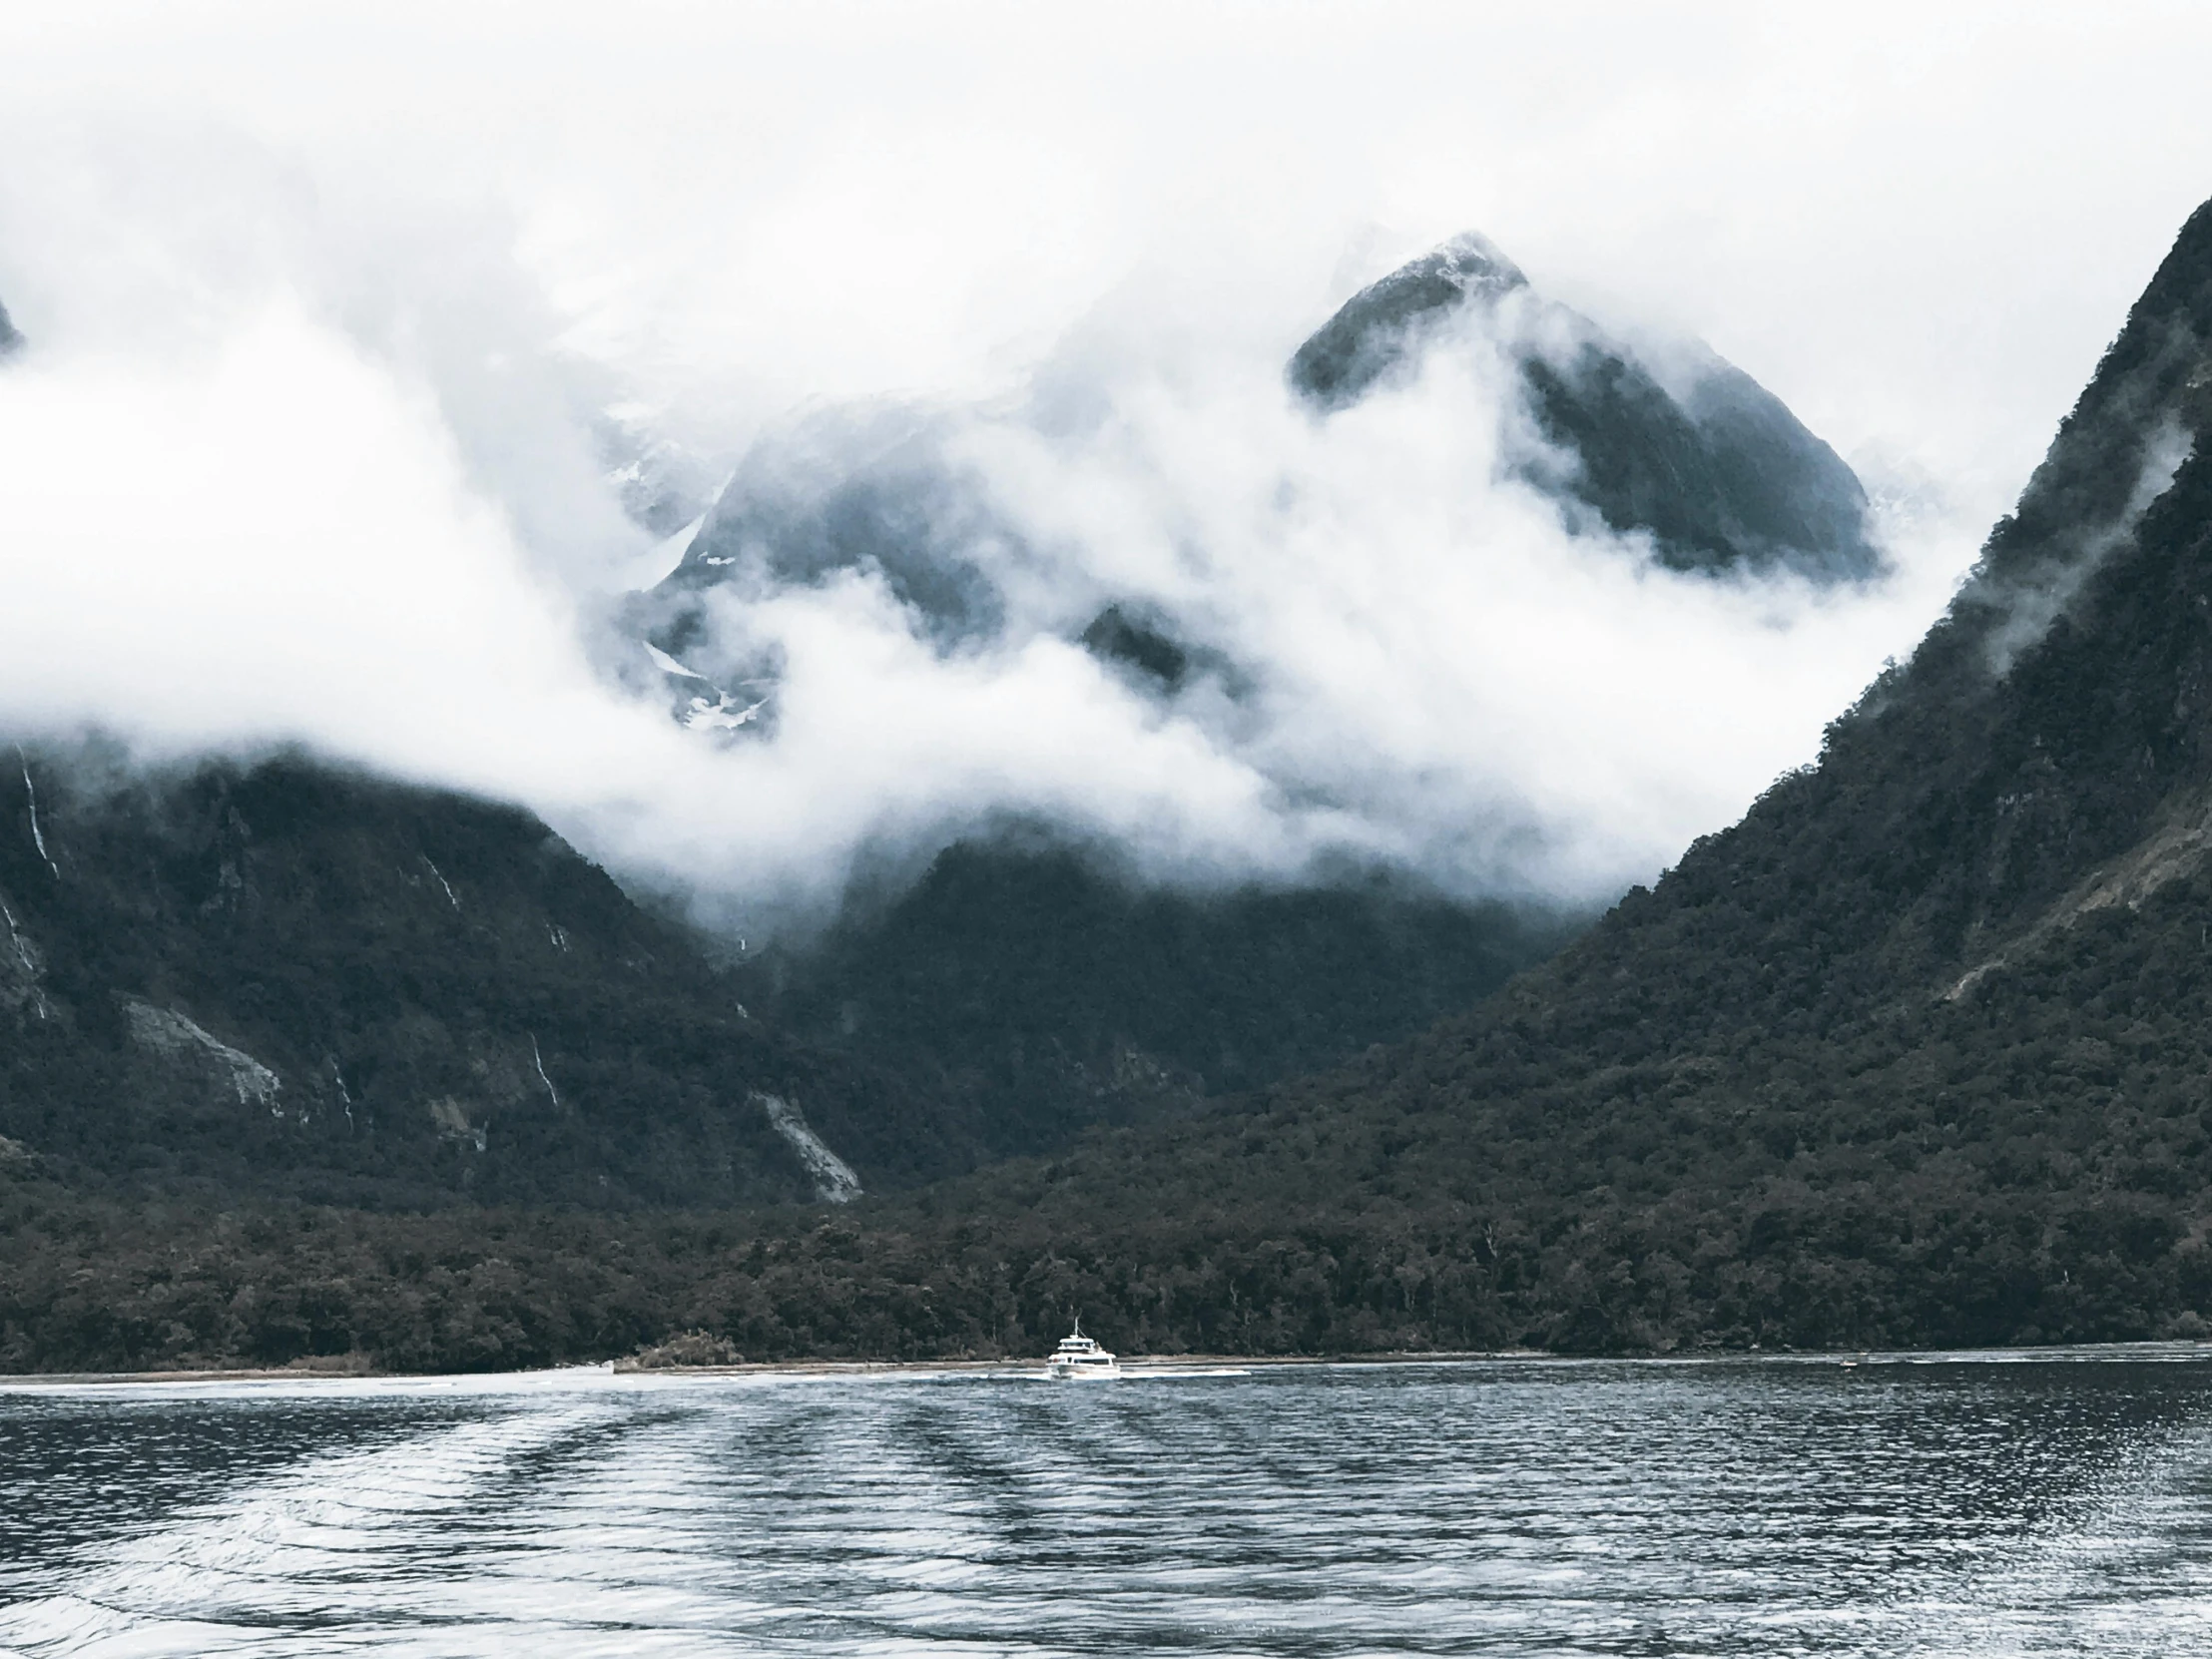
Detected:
left=8, top=202, right=2212, bottom=1373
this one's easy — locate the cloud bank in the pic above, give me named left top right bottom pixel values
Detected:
left=2, top=2, right=2209, bottom=930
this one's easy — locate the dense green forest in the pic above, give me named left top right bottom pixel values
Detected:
left=735, top=837, right=1575, bottom=1157
left=14, top=853, right=2212, bottom=1375
left=17, top=842, right=2212, bottom=1373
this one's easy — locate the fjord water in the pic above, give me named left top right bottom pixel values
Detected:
left=3, top=1357, right=2211, bottom=1656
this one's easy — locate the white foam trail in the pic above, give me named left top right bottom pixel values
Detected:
left=1900, top=1418, right=2212, bottom=1655
left=0, top=1395, right=610, bottom=1658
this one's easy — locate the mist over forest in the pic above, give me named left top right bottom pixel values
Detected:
left=7, top=4, right=2198, bottom=939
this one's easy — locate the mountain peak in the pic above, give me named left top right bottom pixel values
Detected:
left=1289, top=230, right=1527, bottom=409
left=1288, top=232, right=1879, bottom=580
left=1414, top=230, right=1530, bottom=299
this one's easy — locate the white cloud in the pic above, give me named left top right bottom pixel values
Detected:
left=0, top=1, right=2207, bottom=928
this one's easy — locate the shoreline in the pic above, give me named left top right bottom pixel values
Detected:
left=6, top=1339, right=2212, bottom=1389
left=0, top=1351, right=1532, bottom=1388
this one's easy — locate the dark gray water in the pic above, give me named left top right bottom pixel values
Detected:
left=4, top=1352, right=2212, bottom=1656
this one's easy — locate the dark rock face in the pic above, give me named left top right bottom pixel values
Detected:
left=0, top=748, right=947, bottom=1208
left=624, top=408, right=1024, bottom=742
left=1078, top=604, right=1213, bottom=693
left=1290, top=233, right=1880, bottom=579
left=647, top=409, right=1018, bottom=661
left=0, top=296, right=22, bottom=359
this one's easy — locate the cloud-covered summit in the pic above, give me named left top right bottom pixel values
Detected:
left=1292, top=232, right=1880, bottom=580
left=611, top=228, right=1915, bottom=919
left=639, top=227, right=1882, bottom=740
left=1288, top=231, right=1531, bottom=408
left=14, top=0, right=2150, bottom=934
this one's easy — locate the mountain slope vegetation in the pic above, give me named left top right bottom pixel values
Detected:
left=732, top=837, right=1577, bottom=1158
left=0, top=749, right=960, bottom=1207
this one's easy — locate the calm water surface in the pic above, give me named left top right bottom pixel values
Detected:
left=3, top=1352, right=2212, bottom=1656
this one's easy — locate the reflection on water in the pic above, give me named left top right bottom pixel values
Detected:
left=3, top=1352, right=2212, bottom=1656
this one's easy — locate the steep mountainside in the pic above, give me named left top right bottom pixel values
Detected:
left=732, top=838, right=1577, bottom=1158
left=0, top=747, right=950, bottom=1207
left=1292, top=233, right=1879, bottom=579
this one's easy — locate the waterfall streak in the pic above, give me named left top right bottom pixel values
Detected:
left=421, top=855, right=458, bottom=909
left=531, top=1034, right=561, bottom=1111
left=16, top=750, right=57, bottom=879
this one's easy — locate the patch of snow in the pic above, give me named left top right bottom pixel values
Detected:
left=753, top=1092, right=861, bottom=1204
left=644, top=641, right=706, bottom=681
left=685, top=693, right=767, bottom=732
left=646, top=513, right=709, bottom=580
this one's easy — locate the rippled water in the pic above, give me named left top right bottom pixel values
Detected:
left=4, top=1352, right=2212, bottom=1656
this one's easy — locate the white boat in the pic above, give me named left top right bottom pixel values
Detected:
left=1044, top=1319, right=1122, bottom=1381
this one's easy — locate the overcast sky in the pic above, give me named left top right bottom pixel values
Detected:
left=2, top=2, right=2208, bottom=925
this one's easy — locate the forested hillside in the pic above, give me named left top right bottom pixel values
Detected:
left=733, top=838, right=1576, bottom=1161
left=0, top=749, right=958, bottom=1207
left=9, top=202, right=2212, bottom=1376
